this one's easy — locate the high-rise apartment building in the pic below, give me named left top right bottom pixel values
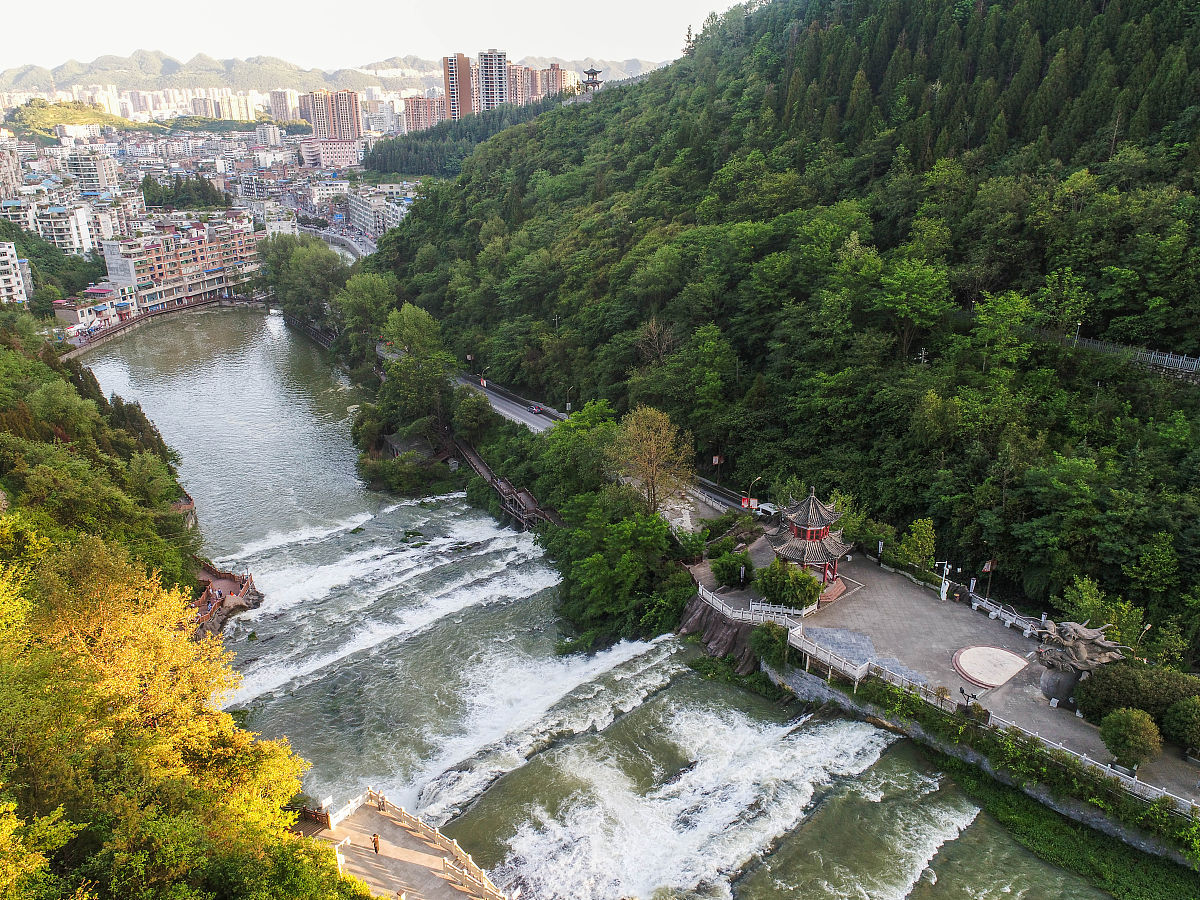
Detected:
left=269, top=88, right=300, bottom=121
left=332, top=90, right=363, bottom=140
left=507, top=64, right=538, bottom=106
left=298, top=93, right=314, bottom=124
left=403, top=97, right=447, bottom=133
left=476, top=50, right=509, bottom=112
left=0, top=242, right=30, bottom=305
left=65, top=151, right=120, bottom=192
left=255, top=123, right=283, bottom=146
left=442, top=53, right=474, bottom=121
left=0, top=149, right=19, bottom=199
left=305, top=90, right=363, bottom=141
left=191, top=97, right=215, bottom=117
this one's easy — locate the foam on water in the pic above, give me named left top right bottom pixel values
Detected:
left=412, top=637, right=685, bottom=824
left=226, top=559, right=561, bottom=705
left=216, top=512, right=376, bottom=562
left=493, top=705, right=892, bottom=900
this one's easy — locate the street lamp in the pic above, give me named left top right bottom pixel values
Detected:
left=564, top=385, right=576, bottom=413
left=1133, top=622, right=1152, bottom=654
left=935, top=560, right=960, bottom=601
left=1074, top=320, right=1082, bottom=347
left=744, top=476, right=763, bottom=512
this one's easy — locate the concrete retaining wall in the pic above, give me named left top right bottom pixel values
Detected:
left=767, top=663, right=1193, bottom=868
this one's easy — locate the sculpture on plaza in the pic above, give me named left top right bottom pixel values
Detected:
left=1035, top=619, right=1127, bottom=701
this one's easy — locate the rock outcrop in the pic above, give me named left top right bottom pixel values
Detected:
left=678, top=593, right=759, bottom=675
left=197, top=585, right=264, bottom=637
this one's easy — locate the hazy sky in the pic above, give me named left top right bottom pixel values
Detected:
left=4, top=0, right=728, bottom=71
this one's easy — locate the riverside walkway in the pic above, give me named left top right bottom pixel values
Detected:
left=309, top=791, right=503, bottom=900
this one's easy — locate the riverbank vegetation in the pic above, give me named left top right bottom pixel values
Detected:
left=0, top=317, right=369, bottom=899
left=354, top=0, right=1200, bottom=665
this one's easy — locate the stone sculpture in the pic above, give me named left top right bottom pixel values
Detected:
left=1035, top=620, right=1127, bottom=702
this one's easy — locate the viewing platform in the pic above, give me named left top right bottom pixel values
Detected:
left=295, top=790, right=504, bottom=900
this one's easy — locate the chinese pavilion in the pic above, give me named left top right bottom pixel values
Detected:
left=766, top=488, right=852, bottom=584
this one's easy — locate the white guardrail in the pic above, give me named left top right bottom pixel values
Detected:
left=366, top=790, right=506, bottom=900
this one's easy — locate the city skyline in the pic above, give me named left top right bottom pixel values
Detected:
left=3, top=0, right=725, bottom=73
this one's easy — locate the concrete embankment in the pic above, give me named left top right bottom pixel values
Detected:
left=768, top=662, right=1194, bottom=868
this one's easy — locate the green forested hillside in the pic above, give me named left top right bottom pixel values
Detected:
left=361, top=0, right=1200, bottom=655
left=365, top=95, right=565, bottom=177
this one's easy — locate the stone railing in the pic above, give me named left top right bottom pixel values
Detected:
left=967, top=593, right=1043, bottom=636
left=696, top=584, right=805, bottom=628
left=987, top=713, right=1197, bottom=816
left=366, top=790, right=505, bottom=900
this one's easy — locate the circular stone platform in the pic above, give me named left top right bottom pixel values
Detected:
left=953, top=646, right=1029, bottom=689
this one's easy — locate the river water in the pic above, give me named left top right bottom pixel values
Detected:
left=86, top=308, right=1108, bottom=900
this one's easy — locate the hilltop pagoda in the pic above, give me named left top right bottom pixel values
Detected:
left=582, top=67, right=603, bottom=93
left=766, top=488, right=851, bottom=584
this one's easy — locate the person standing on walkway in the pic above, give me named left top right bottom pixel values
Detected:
left=372, top=833, right=380, bottom=854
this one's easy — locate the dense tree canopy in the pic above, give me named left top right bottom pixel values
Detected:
left=347, top=0, right=1200, bottom=661
left=0, top=320, right=368, bottom=899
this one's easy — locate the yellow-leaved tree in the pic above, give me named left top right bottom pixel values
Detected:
left=0, top=521, right=368, bottom=899
left=610, top=405, right=695, bottom=515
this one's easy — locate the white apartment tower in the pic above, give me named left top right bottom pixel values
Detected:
left=0, top=242, right=30, bottom=305
left=476, top=50, right=508, bottom=112
left=65, top=151, right=120, bottom=193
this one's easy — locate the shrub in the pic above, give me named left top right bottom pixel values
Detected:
left=1076, top=662, right=1200, bottom=725
left=1164, top=696, right=1200, bottom=750
left=896, top=517, right=936, bottom=570
left=706, top=536, right=736, bottom=558
left=675, top=528, right=708, bottom=561
left=751, top=622, right=790, bottom=670
left=1100, top=708, right=1162, bottom=769
left=755, top=558, right=821, bottom=608
left=711, top=550, right=753, bottom=588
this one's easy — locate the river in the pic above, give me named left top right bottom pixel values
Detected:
left=85, top=308, right=1109, bottom=900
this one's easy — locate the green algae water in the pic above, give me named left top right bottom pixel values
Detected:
left=85, top=308, right=1109, bottom=900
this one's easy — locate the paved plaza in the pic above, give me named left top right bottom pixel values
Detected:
left=694, top=538, right=1200, bottom=805
left=319, top=805, right=484, bottom=900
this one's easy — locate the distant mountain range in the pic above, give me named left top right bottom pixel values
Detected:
left=0, top=50, right=665, bottom=94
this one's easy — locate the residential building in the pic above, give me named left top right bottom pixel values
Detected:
left=0, top=242, right=30, bottom=305
left=442, top=53, right=474, bottom=121
left=101, top=213, right=263, bottom=312
left=347, top=190, right=388, bottom=237
left=191, top=97, right=216, bottom=117
left=309, top=180, right=351, bottom=204
left=35, top=204, right=94, bottom=254
left=265, top=217, right=298, bottom=237
left=404, top=97, right=446, bottom=133
left=0, top=148, right=19, bottom=198
left=255, top=123, right=283, bottom=146
left=507, top=64, right=536, bottom=106
left=269, top=88, right=300, bottom=121
left=65, top=151, right=120, bottom=192
left=298, top=92, right=314, bottom=124
left=298, top=139, right=363, bottom=168
left=476, top=50, right=508, bottom=112
left=0, top=198, right=35, bottom=230
left=305, top=90, right=363, bottom=141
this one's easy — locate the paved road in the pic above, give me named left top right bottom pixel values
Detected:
left=454, top=376, right=553, bottom=432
